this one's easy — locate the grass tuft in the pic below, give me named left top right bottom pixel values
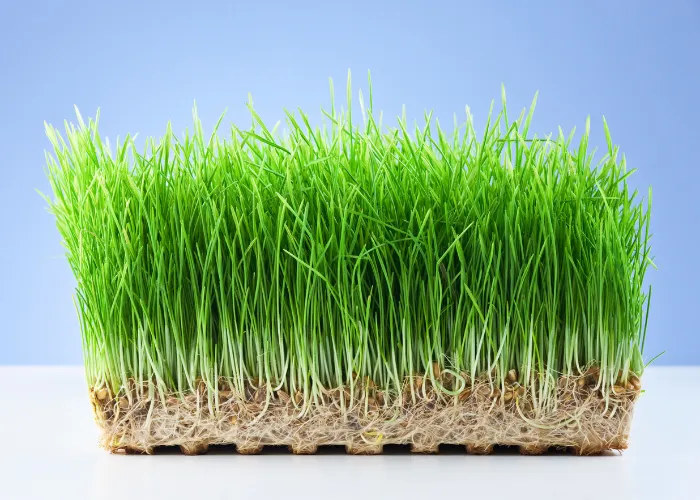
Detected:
left=44, top=74, right=653, bottom=410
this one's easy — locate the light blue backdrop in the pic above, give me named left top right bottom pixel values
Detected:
left=1, top=1, right=698, bottom=364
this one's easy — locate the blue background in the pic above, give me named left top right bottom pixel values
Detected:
left=1, top=1, right=698, bottom=365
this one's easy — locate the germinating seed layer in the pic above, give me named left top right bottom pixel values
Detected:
left=46, top=77, right=652, bottom=454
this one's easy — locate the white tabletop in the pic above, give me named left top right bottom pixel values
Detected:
left=0, top=365, right=694, bottom=499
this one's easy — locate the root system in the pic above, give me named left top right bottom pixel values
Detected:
left=91, top=373, right=639, bottom=455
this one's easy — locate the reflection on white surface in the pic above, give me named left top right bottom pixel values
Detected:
left=0, top=367, right=693, bottom=499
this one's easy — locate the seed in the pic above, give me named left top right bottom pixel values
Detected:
left=96, top=388, right=108, bottom=401
left=477, top=385, right=491, bottom=396
left=517, top=386, right=525, bottom=396
left=612, top=385, right=626, bottom=395
left=489, top=388, right=501, bottom=399
left=432, top=362, right=441, bottom=379
left=626, top=382, right=635, bottom=391
left=503, top=391, right=513, bottom=402
left=119, top=397, right=129, bottom=408
left=277, top=390, right=290, bottom=403
left=507, top=369, right=518, bottom=383
left=230, top=415, right=238, bottom=425
left=458, top=389, right=472, bottom=402
left=577, top=378, right=586, bottom=387
left=630, top=375, right=641, bottom=391
left=294, top=390, right=303, bottom=405
left=219, top=390, right=232, bottom=399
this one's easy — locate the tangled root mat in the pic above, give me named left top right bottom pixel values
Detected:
left=91, top=372, right=639, bottom=456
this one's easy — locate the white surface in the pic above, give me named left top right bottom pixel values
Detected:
left=0, top=366, right=695, bottom=500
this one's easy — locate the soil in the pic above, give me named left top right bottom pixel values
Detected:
left=90, top=372, right=639, bottom=456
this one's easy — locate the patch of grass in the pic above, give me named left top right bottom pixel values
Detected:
left=44, top=74, right=653, bottom=409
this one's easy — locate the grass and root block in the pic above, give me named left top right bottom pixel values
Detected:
left=46, top=74, right=652, bottom=454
